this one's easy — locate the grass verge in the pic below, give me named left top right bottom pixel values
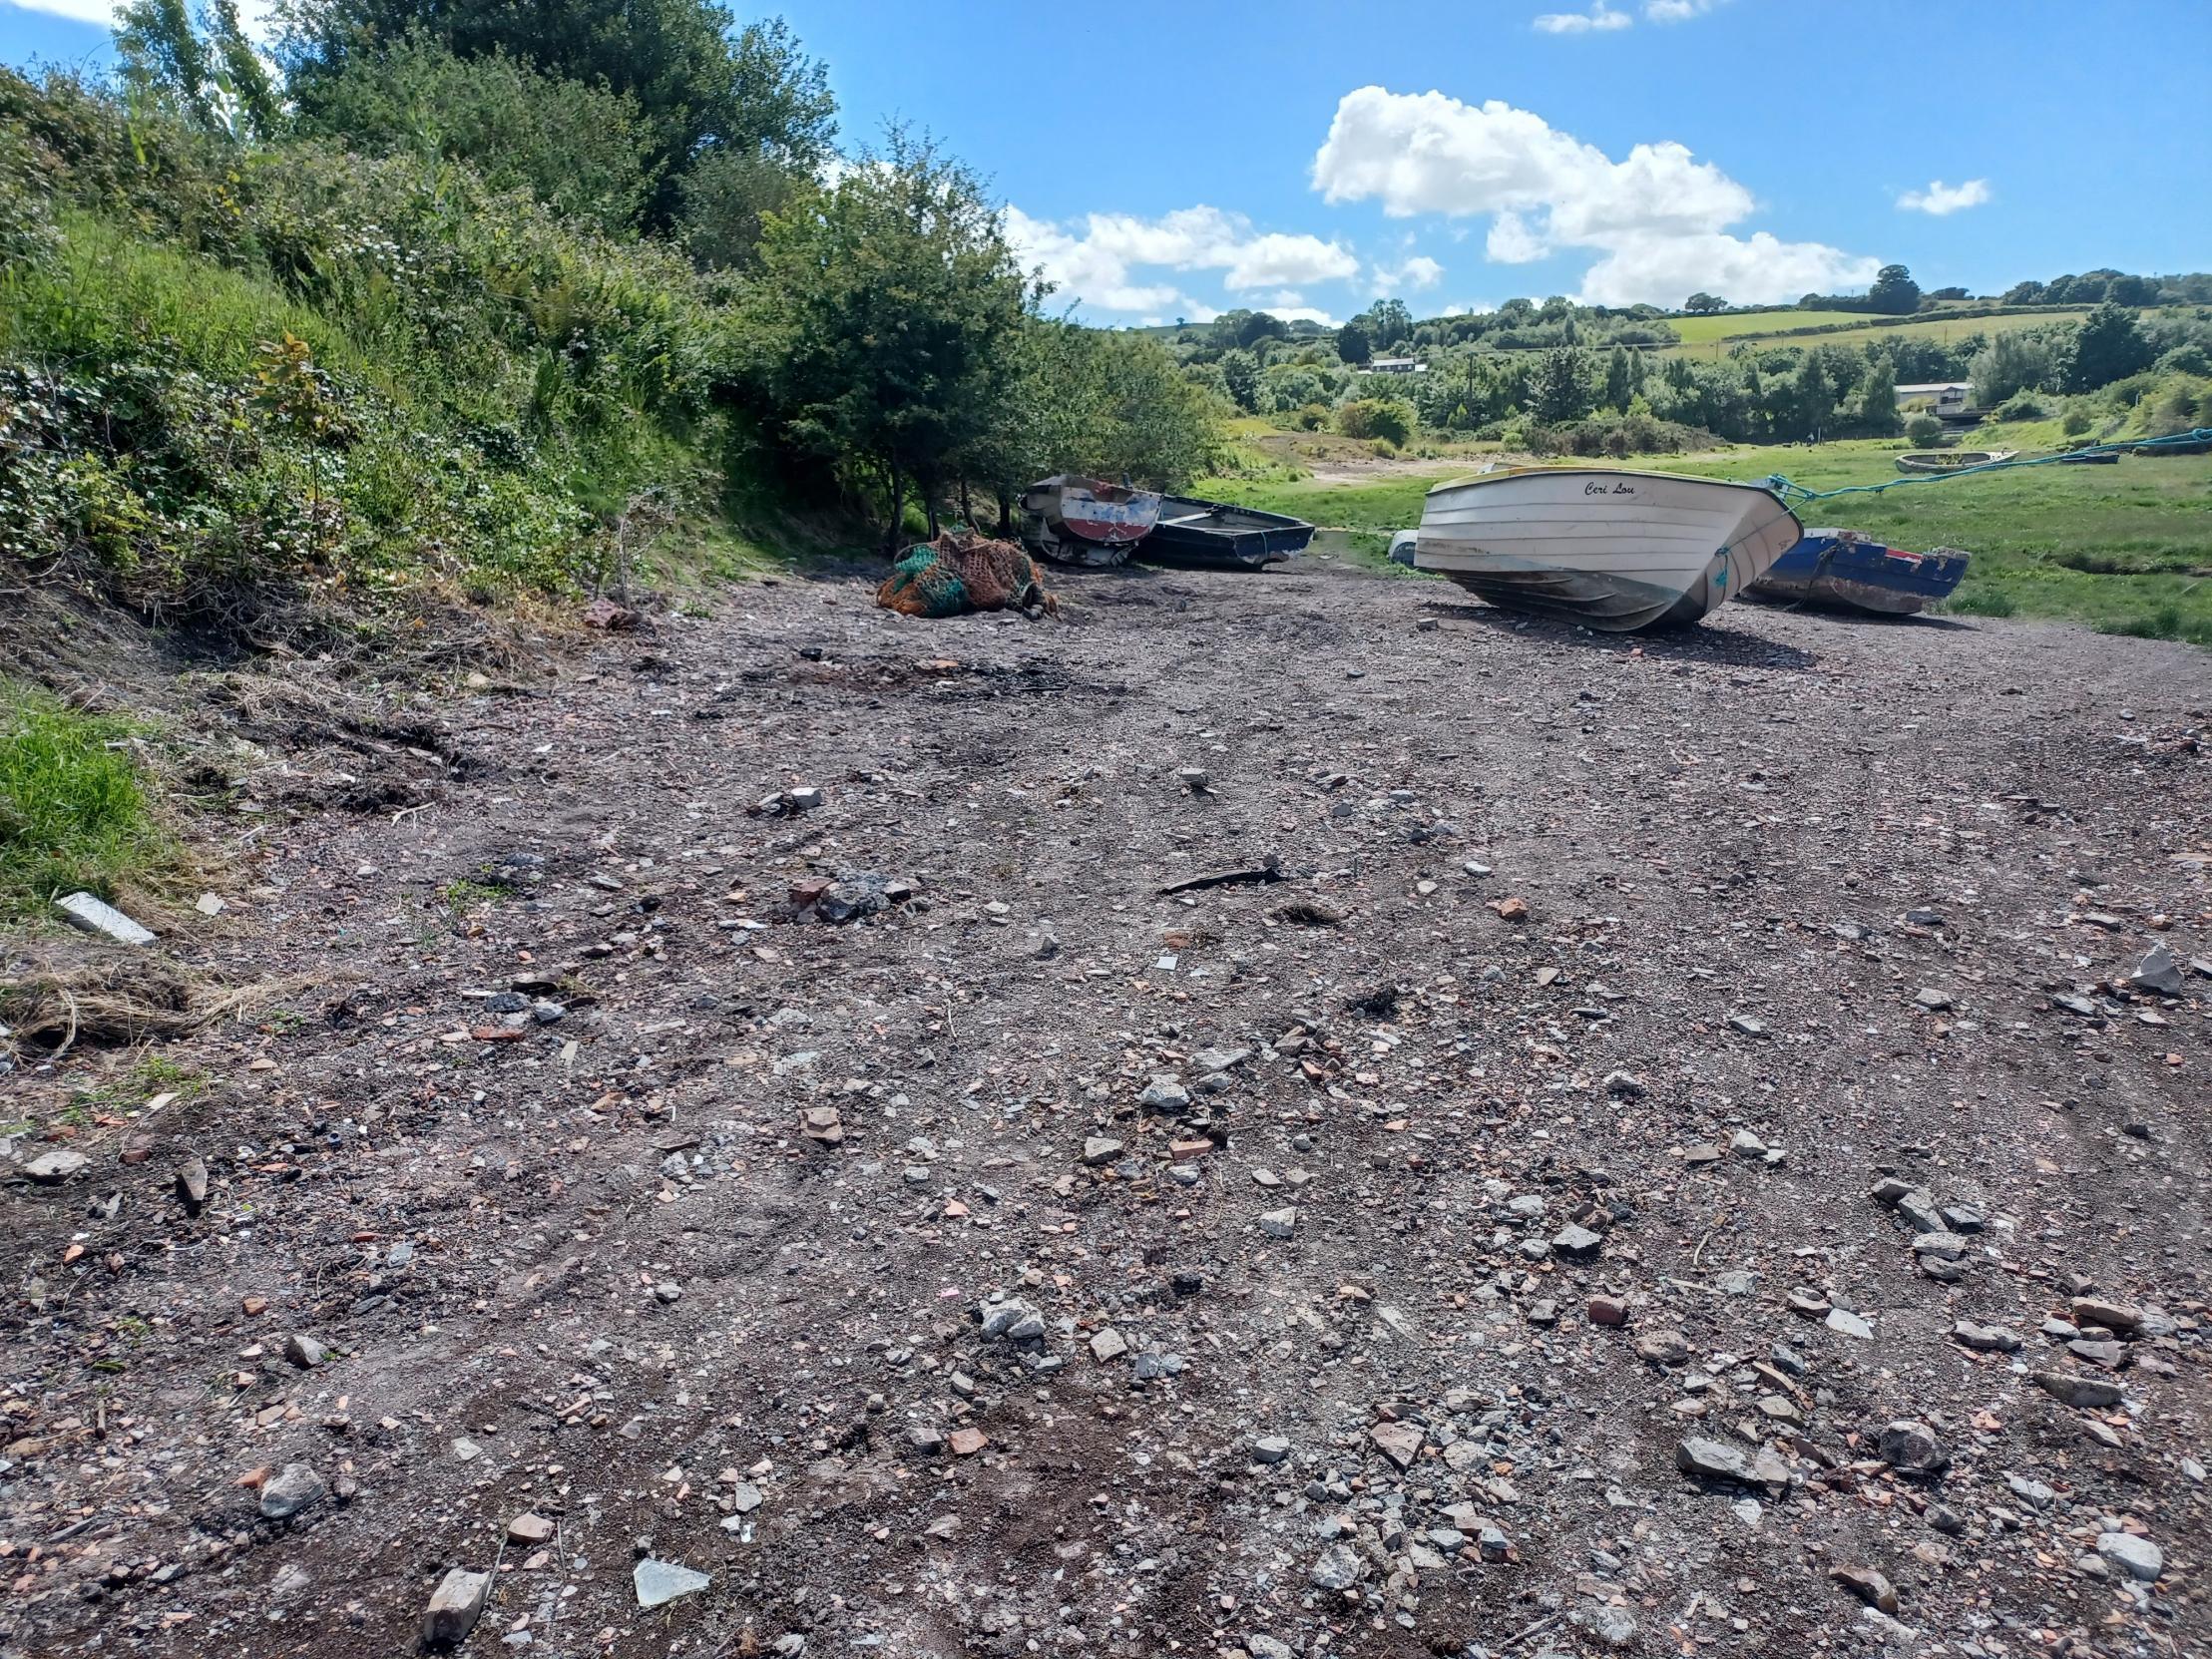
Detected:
left=0, top=681, right=169, bottom=915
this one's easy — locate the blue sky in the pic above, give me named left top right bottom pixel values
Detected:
left=6, top=0, right=2207, bottom=324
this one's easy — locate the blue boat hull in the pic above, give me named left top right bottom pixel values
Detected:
left=1749, top=530, right=1970, bottom=617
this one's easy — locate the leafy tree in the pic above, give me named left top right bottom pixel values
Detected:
left=1236, top=311, right=1288, bottom=348
left=294, top=33, right=661, bottom=233
left=737, top=131, right=1035, bottom=547
left=1336, top=318, right=1372, bottom=365
left=1854, top=357, right=1900, bottom=435
left=209, top=0, right=281, bottom=137
left=114, top=0, right=281, bottom=138
left=1792, top=354, right=1835, bottom=438
left=1867, top=263, right=1921, bottom=315
left=1218, top=348, right=1261, bottom=413
left=2000, top=279, right=2047, bottom=305
left=1264, top=365, right=1327, bottom=413
left=1053, top=329, right=1218, bottom=485
left=1368, top=297, right=1413, bottom=351
left=1904, top=412, right=1943, bottom=447
left=1683, top=292, right=1725, bottom=313
left=282, top=0, right=836, bottom=223
left=2105, top=273, right=2155, bottom=306
left=1336, top=397, right=1413, bottom=446
left=678, top=146, right=809, bottom=267
left=2062, top=301, right=2152, bottom=391
left=115, top=0, right=217, bottom=129
left=2156, top=341, right=2212, bottom=377
left=952, top=322, right=1217, bottom=517
left=1525, top=346, right=1593, bottom=423
left=1602, top=345, right=1632, bottom=413
left=1969, top=330, right=2057, bottom=406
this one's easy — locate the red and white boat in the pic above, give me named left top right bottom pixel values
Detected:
left=1018, top=475, right=1162, bottom=567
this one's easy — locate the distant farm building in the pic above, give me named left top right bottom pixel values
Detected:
left=1896, top=382, right=1974, bottom=415
left=1367, top=356, right=1426, bottom=375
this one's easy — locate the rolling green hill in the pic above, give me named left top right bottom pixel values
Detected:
left=1656, top=306, right=2098, bottom=358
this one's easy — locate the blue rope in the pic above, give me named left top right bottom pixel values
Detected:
left=1755, top=425, right=2212, bottom=506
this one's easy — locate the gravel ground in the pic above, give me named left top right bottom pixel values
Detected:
left=4, top=558, right=2209, bottom=1659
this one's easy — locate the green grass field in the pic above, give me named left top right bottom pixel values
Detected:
left=1666, top=308, right=1877, bottom=344
left=1201, top=441, right=2212, bottom=644
left=1656, top=306, right=2096, bottom=359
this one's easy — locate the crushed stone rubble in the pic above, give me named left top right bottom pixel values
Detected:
left=1, top=563, right=2207, bottom=1658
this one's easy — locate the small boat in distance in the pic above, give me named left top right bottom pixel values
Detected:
left=1749, top=530, right=1971, bottom=617
left=1018, top=475, right=1163, bottom=567
left=1138, top=497, right=1313, bottom=570
left=1895, top=448, right=2017, bottom=474
left=1414, top=466, right=1802, bottom=631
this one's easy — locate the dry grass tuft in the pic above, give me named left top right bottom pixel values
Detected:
left=0, top=958, right=323, bottom=1056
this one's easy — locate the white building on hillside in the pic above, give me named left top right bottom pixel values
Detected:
left=1368, top=357, right=1426, bottom=375
left=1896, top=382, right=1974, bottom=415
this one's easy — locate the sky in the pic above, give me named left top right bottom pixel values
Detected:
left=5, top=0, right=2207, bottom=326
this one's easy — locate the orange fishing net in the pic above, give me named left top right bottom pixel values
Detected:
left=876, top=531, right=1059, bottom=619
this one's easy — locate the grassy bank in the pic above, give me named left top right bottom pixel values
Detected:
left=0, top=682, right=168, bottom=915
left=1203, top=440, right=2212, bottom=643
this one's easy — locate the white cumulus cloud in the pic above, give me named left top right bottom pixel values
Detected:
left=7, top=0, right=124, bottom=22
left=1485, top=211, right=1548, bottom=264
left=1897, top=178, right=1991, bottom=215
left=1644, top=0, right=1724, bottom=20
left=10, top=0, right=280, bottom=29
left=1370, top=253, right=1445, bottom=294
left=1310, top=86, right=1879, bottom=307
left=1533, top=3, right=1631, bottom=32
left=1004, top=204, right=1358, bottom=314
left=1223, top=229, right=1360, bottom=290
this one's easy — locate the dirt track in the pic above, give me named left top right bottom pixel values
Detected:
left=4, top=556, right=2209, bottom=1659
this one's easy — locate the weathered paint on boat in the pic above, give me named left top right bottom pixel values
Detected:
left=1019, top=476, right=1163, bottom=567
left=1748, top=529, right=1971, bottom=617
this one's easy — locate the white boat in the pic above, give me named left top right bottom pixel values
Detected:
left=1414, top=466, right=1803, bottom=631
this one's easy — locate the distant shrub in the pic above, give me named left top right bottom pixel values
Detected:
left=1369, top=438, right=1399, bottom=459
left=1294, top=403, right=1328, bottom=431
left=1526, top=414, right=1715, bottom=458
left=1991, top=389, right=2045, bottom=421
left=1337, top=397, right=1414, bottom=447
left=2060, top=407, right=2092, bottom=437
left=1904, top=413, right=1945, bottom=447
left=2151, top=374, right=2212, bottom=431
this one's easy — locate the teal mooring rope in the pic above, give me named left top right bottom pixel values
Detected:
left=1754, top=424, right=2212, bottom=507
